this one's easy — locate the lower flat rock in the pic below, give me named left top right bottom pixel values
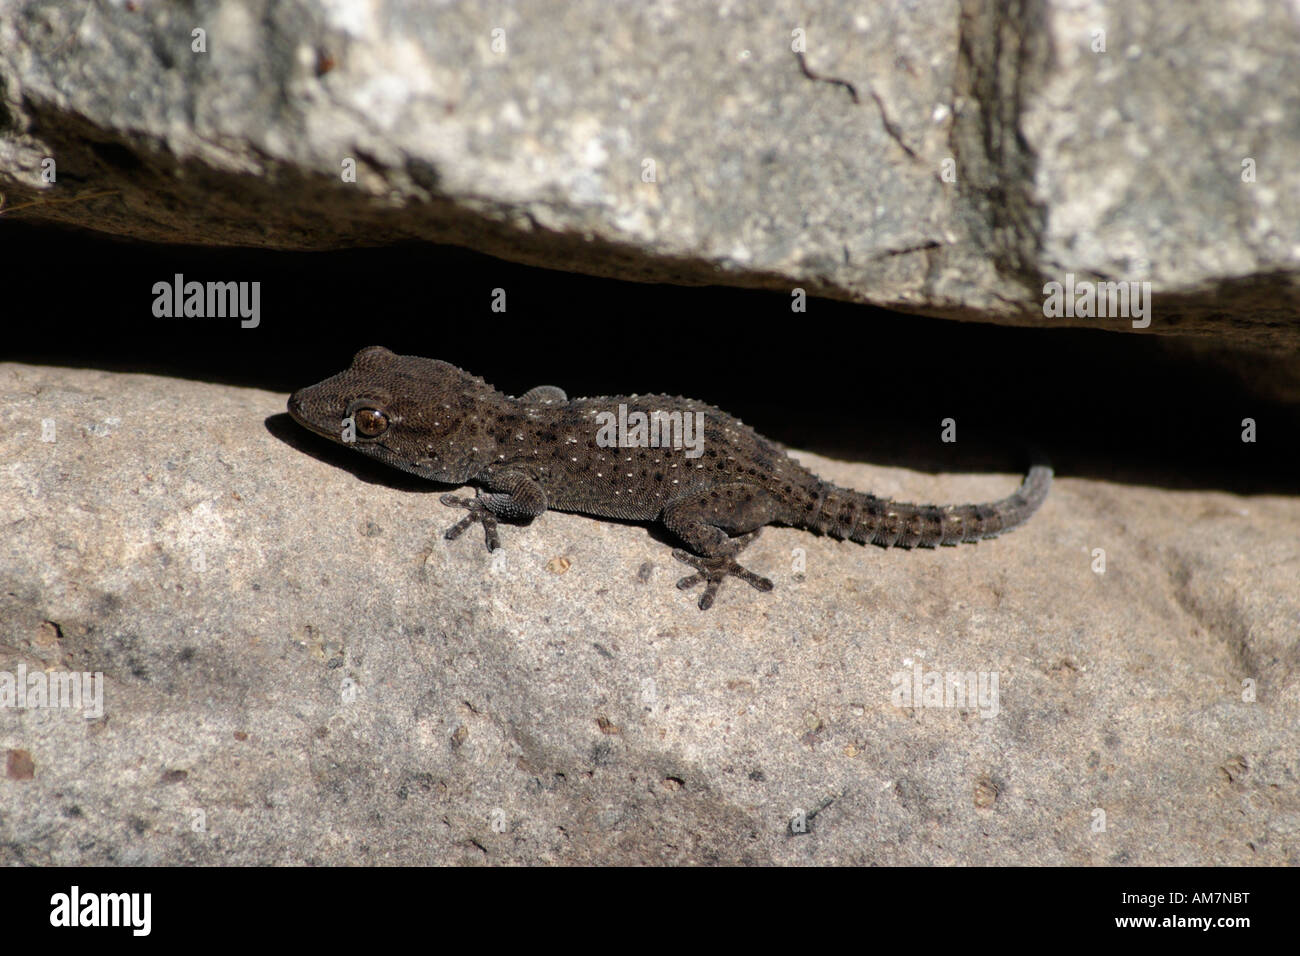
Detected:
left=0, top=363, right=1295, bottom=864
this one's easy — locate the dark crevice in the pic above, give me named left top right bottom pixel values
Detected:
left=951, top=0, right=1050, bottom=294
left=89, top=139, right=144, bottom=173
left=865, top=88, right=920, bottom=160
left=870, top=240, right=943, bottom=262
left=794, top=51, right=859, bottom=103
left=794, top=51, right=924, bottom=163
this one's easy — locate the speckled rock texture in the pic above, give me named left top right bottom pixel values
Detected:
left=2, top=363, right=1296, bottom=864
left=1, top=0, right=1299, bottom=346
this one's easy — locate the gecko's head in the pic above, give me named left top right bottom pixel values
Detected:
left=288, top=345, right=499, bottom=483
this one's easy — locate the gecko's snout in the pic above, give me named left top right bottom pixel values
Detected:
left=287, top=385, right=346, bottom=441
left=287, top=388, right=322, bottom=431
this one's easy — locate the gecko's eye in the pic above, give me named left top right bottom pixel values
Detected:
left=353, top=407, right=389, bottom=437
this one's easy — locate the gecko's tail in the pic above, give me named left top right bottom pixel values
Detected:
left=809, top=465, right=1052, bottom=549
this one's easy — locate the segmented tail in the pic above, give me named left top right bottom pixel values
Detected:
left=807, top=466, right=1052, bottom=548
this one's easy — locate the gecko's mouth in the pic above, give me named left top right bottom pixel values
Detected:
left=286, top=389, right=338, bottom=439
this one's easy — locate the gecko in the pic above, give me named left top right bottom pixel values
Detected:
left=287, top=346, right=1051, bottom=610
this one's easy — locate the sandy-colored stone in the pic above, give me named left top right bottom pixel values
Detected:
left=1, top=363, right=1295, bottom=864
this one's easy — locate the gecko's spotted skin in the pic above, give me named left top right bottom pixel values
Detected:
left=289, top=346, right=1052, bottom=610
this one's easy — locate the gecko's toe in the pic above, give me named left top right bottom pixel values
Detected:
left=442, top=512, right=477, bottom=541
left=441, top=494, right=500, bottom=551
left=697, top=578, right=723, bottom=611
left=732, top=567, right=774, bottom=592
left=675, top=571, right=705, bottom=590
left=671, top=548, right=699, bottom=569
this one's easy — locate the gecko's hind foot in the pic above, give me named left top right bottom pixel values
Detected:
left=671, top=546, right=774, bottom=611
left=440, top=494, right=500, bottom=551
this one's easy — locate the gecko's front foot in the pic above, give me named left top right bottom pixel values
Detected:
left=671, top=533, right=774, bottom=611
left=440, top=494, right=501, bottom=551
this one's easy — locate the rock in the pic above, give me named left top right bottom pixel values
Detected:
left=2, top=1, right=1299, bottom=346
left=1, top=362, right=1295, bottom=864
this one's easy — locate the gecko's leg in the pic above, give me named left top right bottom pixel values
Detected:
left=441, top=473, right=548, bottom=552
left=671, top=531, right=774, bottom=611
left=662, top=484, right=780, bottom=610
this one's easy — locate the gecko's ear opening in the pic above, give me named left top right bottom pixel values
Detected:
left=352, top=345, right=395, bottom=367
